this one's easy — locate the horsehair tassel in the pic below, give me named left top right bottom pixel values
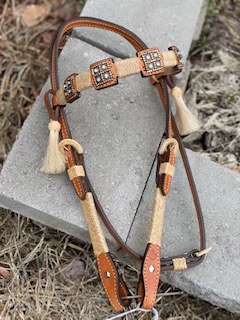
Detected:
left=40, top=120, right=66, bottom=174
left=171, top=86, right=200, bottom=135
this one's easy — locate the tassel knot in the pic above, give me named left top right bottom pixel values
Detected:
left=171, top=86, right=200, bottom=135
left=40, top=120, right=66, bottom=174
left=171, top=86, right=183, bottom=97
left=48, top=120, right=61, bottom=131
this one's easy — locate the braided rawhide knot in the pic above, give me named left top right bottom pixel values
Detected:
left=159, top=138, right=179, bottom=156
left=171, top=86, right=182, bottom=97
left=59, top=138, right=83, bottom=154
left=48, top=120, right=61, bottom=131
left=40, top=120, right=65, bottom=174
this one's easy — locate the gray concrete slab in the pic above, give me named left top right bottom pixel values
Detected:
left=0, top=38, right=166, bottom=246
left=74, top=0, right=205, bottom=60
left=126, top=150, right=240, bottom=314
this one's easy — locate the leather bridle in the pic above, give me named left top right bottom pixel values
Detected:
left=42, top=17, right=208, bottom=312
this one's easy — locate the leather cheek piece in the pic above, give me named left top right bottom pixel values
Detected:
left=138, top=243, right=161, bottom=310
left=97, top=252, right=131, bottom=311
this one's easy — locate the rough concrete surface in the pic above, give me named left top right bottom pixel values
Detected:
left=75, top=0, right=206, bottom=59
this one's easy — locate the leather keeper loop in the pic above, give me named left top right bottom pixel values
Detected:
left=59, top=139, right=83, bottom=154
left=173, top=257, right=187, bottom=270
left=159, top=138, right=179, bottom=156
left=68, top=165, right=85, bottom=180
left=159, top=162, right=175, bottom=177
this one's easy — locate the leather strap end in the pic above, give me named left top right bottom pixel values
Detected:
left=137, top=243, right=161, bottom=309
left=97, top=252, right=131, bottom=311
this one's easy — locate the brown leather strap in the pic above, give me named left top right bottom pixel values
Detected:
left=138, top=243, right=161, bottom=309
left=97, top=252, right=131, bottom=310
left=44, top=17, right=206, bottom=310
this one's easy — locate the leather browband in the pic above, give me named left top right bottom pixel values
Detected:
left=43, top=17, right=207, bottom=311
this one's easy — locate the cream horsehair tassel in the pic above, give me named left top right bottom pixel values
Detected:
left=171, top=86, right=200, bottom=135
left=40, top=120, right=66, bottom=174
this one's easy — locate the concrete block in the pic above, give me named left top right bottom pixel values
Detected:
left=75, top=0, right=205, bottom=59
left=126, top=150, right=240, bottom=314
left=73, top=0, right=206, bottom=90
left=0, top=38, right=166, bottom=246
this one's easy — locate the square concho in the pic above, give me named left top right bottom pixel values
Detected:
left=90, top=58, right=118, bottom=90
left=63, top=73, right=79, bottom=103
left=138, top=48, right=164, bottom=77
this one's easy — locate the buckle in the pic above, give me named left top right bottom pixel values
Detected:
left=63, top=73, right=80, bottom=103
left=90, top=58, right=118, bottom=90
left=137, top=48, right=164, bottom=77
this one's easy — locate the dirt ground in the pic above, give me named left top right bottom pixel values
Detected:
left=0, top=0, right=239, bottom=319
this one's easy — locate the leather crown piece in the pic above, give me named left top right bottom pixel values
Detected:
left=40, top=17, right=211, bottom=313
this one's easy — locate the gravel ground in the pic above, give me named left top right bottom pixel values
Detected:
left=0, top=0, right=239, bottom=319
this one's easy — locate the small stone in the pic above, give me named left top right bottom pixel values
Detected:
left=63, top=259, right=85, bottom=280
left=94, top=67, right=99, bottom=73
left=148, top=63, right=154, bottom=69
left=96, top=76, right=101, bottom=82
left=102, top=64, right=107, bottom=70
left=156, top=61, right=161, bottom=67
left=104, top=72, right=110, bottom=79
left=153, top=52, right=159, bottom=58
left=146, top=54, right=151, bottom=60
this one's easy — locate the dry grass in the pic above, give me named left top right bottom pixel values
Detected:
left=0, top=0, right=240, bottom=319
left=183, top=0, right=240, bottom=173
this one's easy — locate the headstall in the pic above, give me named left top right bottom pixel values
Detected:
left=40, top=17, right=211, bottom=317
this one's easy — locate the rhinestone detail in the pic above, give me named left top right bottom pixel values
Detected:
left=63, top=73, right=79, bottom=103
left=168, top=46, right=184, bottom=74
left=104, top=271, right=111, bottom=278
left=90, top=58, right=117, bottom=90
left=149, top=265, right=155, bottom=273
left=138, top=48, right=164, bottom=76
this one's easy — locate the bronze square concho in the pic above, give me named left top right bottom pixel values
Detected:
left=90, top=58, right=118, bottom=90
left=63, top=73, right=79, bottom=103
left=138, top=48, right=164, bottom=77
